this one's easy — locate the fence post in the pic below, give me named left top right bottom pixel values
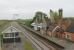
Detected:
left=0, top=36, right=1, bottom=50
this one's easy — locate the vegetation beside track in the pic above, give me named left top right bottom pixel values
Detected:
left=17, top=19, right=32, bottom=27
left=0, top=20, right=10, bottom=32
left=24, top=40, right=34, bottom=50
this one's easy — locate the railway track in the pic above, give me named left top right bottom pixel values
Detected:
left=23, top=31, right=44, bottom=50
left=13, top=23, right=51, bottom=50
left=12, top=22, right=62, bottom=50
left=27, top=30, right=57, bottom=50
left=18, top=22, right=64, bottom=50
left=1, top=21, right=64, bottom=50
left=10, top=22, right=45, bottom=50
left=24, top=29, right=56, bottom=50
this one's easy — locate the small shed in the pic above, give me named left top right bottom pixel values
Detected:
left=2, top=26, right=21, bottom=43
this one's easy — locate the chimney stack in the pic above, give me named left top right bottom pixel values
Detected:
left=59, top=9, right=63, bottom=19
left=50, top=9, right=55, bottom=23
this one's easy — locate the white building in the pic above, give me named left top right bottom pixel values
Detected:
left=31, top=23, right=47, bottom=30
left=2, top=26, right=21, bottom=43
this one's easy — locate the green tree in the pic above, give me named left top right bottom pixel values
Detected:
left=32, top=11, right=47, bottom=23
left=50, top=9, right=63, bottom=24
left=53, top=12, right=59, bottom=24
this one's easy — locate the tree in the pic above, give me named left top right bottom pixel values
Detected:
left=32, top=11, right=47, bottom=23
left=50, top=9, right=63, bottom=24
left=53, top=12, right=59, bottom=24
left=32, top=11, right=48, bottom=35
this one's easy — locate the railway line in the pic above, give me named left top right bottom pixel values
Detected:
left=18, top=22, right=64, bottom=50
left=23, top=30, right=44, bottom=50
left=24, top=28, right=57, bottom=50
left=13, top=22, right=51, bottom=50
left=2, top=21, right=63, bottom=50
left=21, top=25, right=63, bottom=50
left=12, top=22, right=62, bottom=50
left=27, top=30, right=57, bottom=50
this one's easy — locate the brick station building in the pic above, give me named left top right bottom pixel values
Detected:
left=65, top=22, right=74, bottom=42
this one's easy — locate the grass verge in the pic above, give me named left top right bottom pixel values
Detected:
left=24, top=40, right=34, bottom=50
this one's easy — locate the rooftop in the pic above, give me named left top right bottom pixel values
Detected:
left=2, top=26, right=20, bottom=33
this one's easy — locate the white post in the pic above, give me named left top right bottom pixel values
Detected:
left=13, top=33, right=15, bottom=47
left=0, top=36, right=1, bottom=50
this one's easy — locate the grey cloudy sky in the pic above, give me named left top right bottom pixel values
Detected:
left=0, top=0, right=74, bottom=19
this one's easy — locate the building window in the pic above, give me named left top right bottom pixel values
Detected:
left=15, top=32, right=19, bottom=36
left=66, top=34, right=71, bottom=39
left=10, top=33, right=14, bottom=37
left=4, top=33, right=10, bottom=37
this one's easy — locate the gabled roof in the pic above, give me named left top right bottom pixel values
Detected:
left=2, top=26, right=20, bottom=33
left=66, top=22, right=74, bottom=33
left=63, top=17, right=74, bottom=33
left=52, top=26, right=64, bottom=33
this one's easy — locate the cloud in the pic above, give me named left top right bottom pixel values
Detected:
left=0, top=0, right=74, bottom=19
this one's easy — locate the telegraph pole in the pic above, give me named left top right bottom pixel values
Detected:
left=12, top=14, right=17, bottom=47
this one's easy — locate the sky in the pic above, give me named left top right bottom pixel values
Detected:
left=0, top=0, right=74, bottom=19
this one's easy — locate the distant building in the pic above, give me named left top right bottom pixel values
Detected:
left=31, top=12, right=48, bottom=35
left=31, top=22, right=47, bottom=35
